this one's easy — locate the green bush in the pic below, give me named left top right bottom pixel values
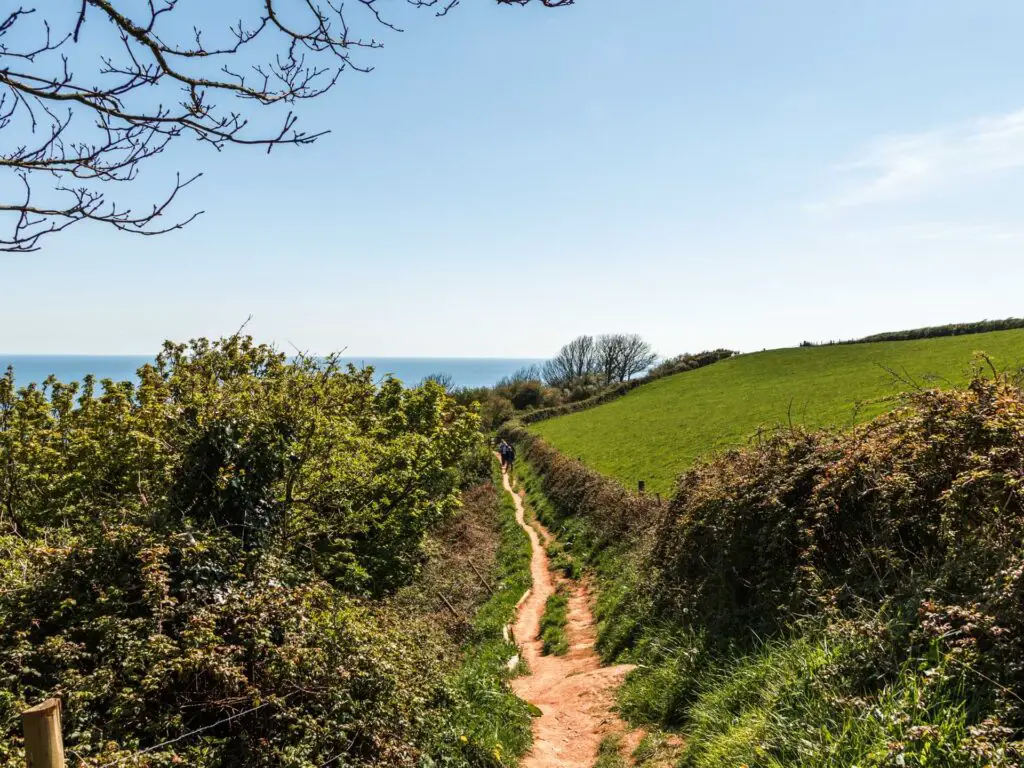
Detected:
left=648, top=376, right=1024, bottom=652
left=593, top=733, right=627, bottom=768
left=545, top=540, right=581, bottom=579
left=0, top=335, right=486, bottom=767
left=451, top=366, right=565, bottom=430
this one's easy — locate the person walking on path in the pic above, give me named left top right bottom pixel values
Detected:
left=498, top=439, right=516, bottom=472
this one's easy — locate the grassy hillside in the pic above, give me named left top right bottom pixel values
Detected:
left=531, top=328, right=1024, bottom=493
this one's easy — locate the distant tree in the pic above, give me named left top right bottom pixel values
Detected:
left=421, top=372, right=455, bottom=391
left=509, top=380, right=543, bottom=411
left=483, top=393, right=515, bottom=429
left=542, top=335, right=597, bottom=387
left=595, top=333, right=657, bottom=383
left=496, top=364, right=542, bottom=388
left=617, top=333, right=658, bottom=380
left=494, top=365, right=546, bottom=412
left=0, top=0, right=571, bottom=252
left=594, top=335, right=621, bottom=384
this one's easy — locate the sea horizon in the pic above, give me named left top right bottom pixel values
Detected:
left=0, top=354, right=546, bottom=390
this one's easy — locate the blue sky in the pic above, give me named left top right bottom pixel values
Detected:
left=4, top=0, right=1024, bottom=357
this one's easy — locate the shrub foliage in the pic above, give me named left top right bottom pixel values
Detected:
left=0, top=335, right=493, bottom=767
left=650, top=376, right=1024, bottom=652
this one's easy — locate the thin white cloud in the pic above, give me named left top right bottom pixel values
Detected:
left=848, top=220, right=1024, bottom=244
left=814, top=109, right=1024, bottom=210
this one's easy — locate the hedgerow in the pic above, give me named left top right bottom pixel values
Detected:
left=803, top=316, right=1024, bottom=345
left=502, top=422, right=662, bottom=545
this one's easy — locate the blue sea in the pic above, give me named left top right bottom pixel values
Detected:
left=0, top=356, right=544, bottom=390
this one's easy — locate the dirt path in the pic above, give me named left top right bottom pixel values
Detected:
left=501, top=468, right=636, bottom=768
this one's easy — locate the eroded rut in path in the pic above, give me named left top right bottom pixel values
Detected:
left=501, top=468, right=635, bottom=768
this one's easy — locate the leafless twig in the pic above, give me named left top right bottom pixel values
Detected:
left=0, top=0, right=570, bottom=251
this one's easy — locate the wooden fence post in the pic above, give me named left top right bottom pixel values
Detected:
left=22, top=699, right=65, bottom=768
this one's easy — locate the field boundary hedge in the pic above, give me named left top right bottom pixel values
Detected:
left=517, top=349, right=736, bottom=426
left=816, top=317, right=1024, bottom=345
left=501, top=423, right=662, bottom=544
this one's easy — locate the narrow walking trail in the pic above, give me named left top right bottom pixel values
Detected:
left=501, top=467, right=636, bottom=768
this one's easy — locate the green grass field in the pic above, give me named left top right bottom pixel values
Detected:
left=531, top=328, right=1024, bottom=494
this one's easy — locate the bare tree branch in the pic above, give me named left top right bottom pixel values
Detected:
left=0, top=0, right=570, bottom=252
left=542, top=335, right=596, bottom=388
left=596, top=333, right=657, bottom=384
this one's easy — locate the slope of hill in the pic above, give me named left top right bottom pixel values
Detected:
left=531, top=328, right=1024, bottom=493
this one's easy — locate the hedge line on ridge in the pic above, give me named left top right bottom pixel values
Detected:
left=516, top=349, right=736, bottom=426
left=835, top=317, right=1024, bottom=345
left=501, top=421, right=661, bottom=544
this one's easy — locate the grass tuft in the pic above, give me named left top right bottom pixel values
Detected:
left=594, top=733, right=628, bottom=768
left=539, top=584, right=570, bottom=656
